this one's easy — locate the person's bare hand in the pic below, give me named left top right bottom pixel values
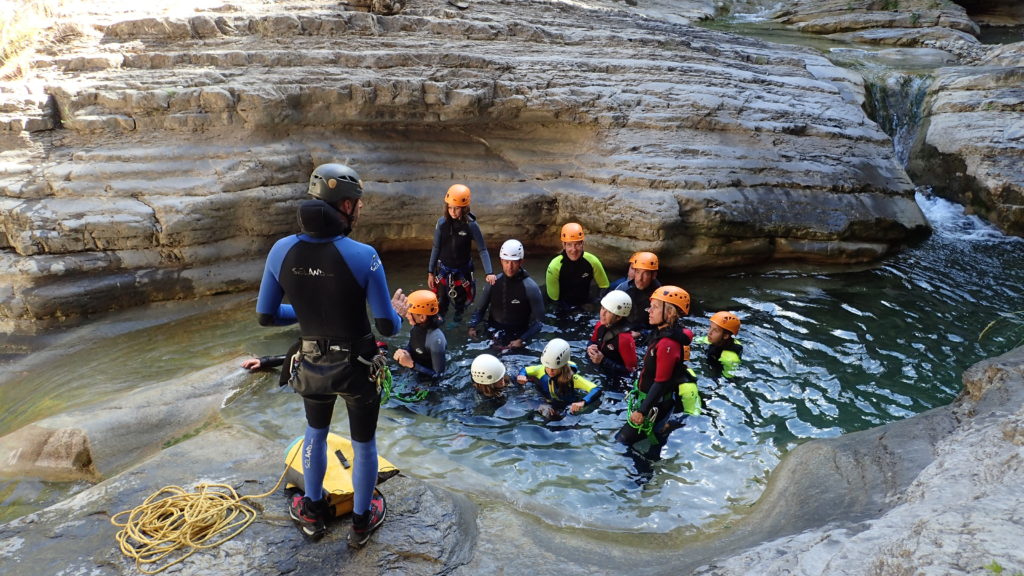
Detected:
left=484, top=274, right=497, bottom=285
left=393, top=348, right=413, bottom=369
left=392, top=288, right=409, bottom=317
left=241, top=358, right=262, bottom=370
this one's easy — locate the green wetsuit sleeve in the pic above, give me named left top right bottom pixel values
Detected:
left=720, top=350, right=741, bottom=379
left=545, top=255, right=563, bottom=301
left=521, top=364, right=545, bottom=380
left=573, top=373, right=602, bottom=405
left=583, top=252, right=609, bottom=289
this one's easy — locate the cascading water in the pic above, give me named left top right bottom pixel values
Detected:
left=863, top=72, right=933, bottom=167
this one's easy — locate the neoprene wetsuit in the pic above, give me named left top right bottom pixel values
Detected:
left=470, top=268, right=544, bottom=347
left=404, top=314, right=447, bottom=382
left=616, top=321, right=694, bottom=446
left=519, top=362, right=602, bottom=409
left=545, top=251, right=610, bottom=307
left=256, top=198, right=402, bottom=518
left=589, top=320, right=638, bottom=390
left=427, top=213, right=493, bottom=317
left=694, top=335, right=743, bottom=379
left=613, top=277, right=663, bottom=336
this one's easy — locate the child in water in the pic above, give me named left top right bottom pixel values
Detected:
left=694, top=311, right=743, bottom=380
left=392, top=290, right=447, bottom=382
left=426, top=184, right=497, bottom=322
left=586, top=290, right=638, bottom=391
left=517, top=338, right=602, bottom=419
left=470, top=353, right=514, bottom=399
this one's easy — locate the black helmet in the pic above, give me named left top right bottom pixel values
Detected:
left=308, top=163, right=363, bottom=203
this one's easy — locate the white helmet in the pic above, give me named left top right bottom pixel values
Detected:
left=471, top=354, right=506, bottom=385
left=541, top=338, right=571, bottom=369
left=600, top=291, right=632, bottom=317
left=499, top=239, right=524, bottom=261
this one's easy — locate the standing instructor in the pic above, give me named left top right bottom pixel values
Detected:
left=256, top=163, right=407, bottom=546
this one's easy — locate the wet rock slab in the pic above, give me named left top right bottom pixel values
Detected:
left=0, top=426, right=477, bottom=576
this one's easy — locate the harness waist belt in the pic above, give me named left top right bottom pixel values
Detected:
left=300, top=335, right=370, bottom=356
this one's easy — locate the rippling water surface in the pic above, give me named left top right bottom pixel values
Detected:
left=2, top=194, right=1022, bottom=531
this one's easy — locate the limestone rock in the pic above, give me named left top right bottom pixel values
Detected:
left=0, top=0, right=928, bottom=329
left=0, top=426, right=478, bottom=576
left=770, top=0, right=979, bottom=37
left=907, top=43, right=1024, bottom=237
left=692, top=344, right=1024, bottom=576
left=0, top=360, right=247, bottom=480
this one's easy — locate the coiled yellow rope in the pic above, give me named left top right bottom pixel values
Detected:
left=110, top=451, right=295, bottom=575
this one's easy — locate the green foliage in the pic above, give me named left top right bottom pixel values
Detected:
left=985, top=560, right=1024, bottom=576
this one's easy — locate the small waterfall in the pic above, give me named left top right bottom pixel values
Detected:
left=863, top=72, right=933, bottom=167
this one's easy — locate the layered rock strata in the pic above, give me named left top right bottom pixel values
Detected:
left=0, top=0, right=927, bottom=329
left=908, top=43, right=1024, bottom=236
left=765, top=0, right=1024, bottom=237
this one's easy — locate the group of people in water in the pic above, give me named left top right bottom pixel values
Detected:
left=252, top=163, right=744, bottom=543
left=391, top=182, right=744, bottom=446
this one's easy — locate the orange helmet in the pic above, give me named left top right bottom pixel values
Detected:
left=445, top=184, right=471, bottom=207
left=560, top=222, right=585, bottom=243
left=710, top=311, right=741, bottom=335
left=407, top=290, right=440, bottom=316
left=651, top=285, right=690, bottom=315
left=632, top=251, right=659, bottom=271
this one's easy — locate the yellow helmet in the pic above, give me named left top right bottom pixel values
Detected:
left=632, top=251, right=659, bottom=271
left=560, top=222, right=585, bottom=242
left=407, top=290, right=440, bottom=316
left=650, top=285, right=690, bottom=315
left=444, top=184, right=471, bottom=207
left=710, top=311, right=741, bottom=335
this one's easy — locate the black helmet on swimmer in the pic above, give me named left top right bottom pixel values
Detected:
left=308, top=163, right=363, bottom=204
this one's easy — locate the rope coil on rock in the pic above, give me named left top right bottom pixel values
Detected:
left=110, top=450, right=296, bottom=575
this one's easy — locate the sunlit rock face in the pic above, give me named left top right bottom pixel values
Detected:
left=0, top=0, right=927, bottom=328
left=908, top=43, right=1024, bottom=237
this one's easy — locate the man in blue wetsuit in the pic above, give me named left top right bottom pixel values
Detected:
left=257, top=163, right=407, bottom=546
left=468, top=239, right=545, bottom=352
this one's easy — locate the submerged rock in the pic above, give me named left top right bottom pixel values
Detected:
left=0, top=0, right=927, bottom=329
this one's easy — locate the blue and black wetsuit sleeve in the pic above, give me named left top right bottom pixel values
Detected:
left=340, top=239, right=402, bottom=337
left=256, top=236, right=298, bottom=326
left=468, top=221, right=493, bottom=275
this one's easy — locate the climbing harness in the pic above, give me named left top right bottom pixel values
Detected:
left=625, top=382, right=659, bottom=443
left=373, top=357, right=428, bottom=404
left=378, top=369, right=429, bottom=404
